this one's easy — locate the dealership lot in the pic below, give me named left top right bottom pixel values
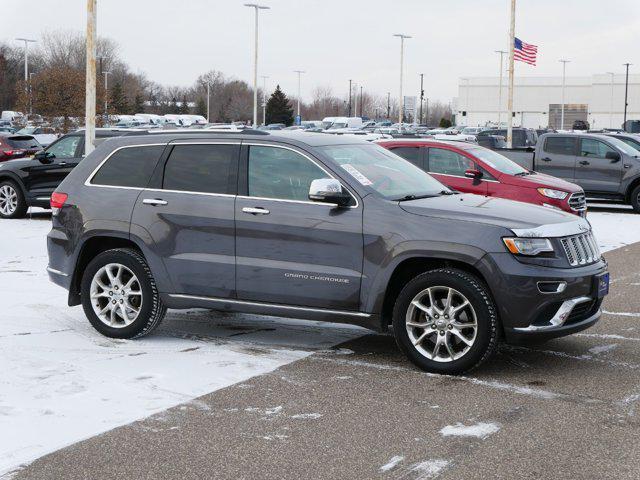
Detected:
left=0, top=205, right=639, bottom=478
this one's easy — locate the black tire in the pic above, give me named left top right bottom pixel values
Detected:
left=81, top=248, right=166, bottom=339
left=0, top=180, right=28, bottom=219
left=631, top=185, right=640, bottom=213
left=392, top=268, right=498, bottom=375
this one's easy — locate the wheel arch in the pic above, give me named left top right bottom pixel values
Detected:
left=0, top=172, right=28, bottom=198
left=625, top=175, right=640, bottom=203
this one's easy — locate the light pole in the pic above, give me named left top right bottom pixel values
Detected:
left=386, top=92, right=391, bottom=119
left=28, top=72, right=36, bottom=115
left=606, top=72, right=615, bottom=128
left=495, top=50, right=507, bottom=125
left=206, top=82, right=210, bottom=123
left=419, top=73, right=424, bottom=124
left=261, top=75, right=269, bottom=125
left=244, top=3, right=270, bottom=127
left=15, top=37, right=36, bottom=111
left=353, top=82, right=358, bottom=117
left=559, top=59, right=570, bottom=130
left=393, top=33, right=411, bottom=124
left=462, top=78, right=470, bottom=124
left=85, top=0, right=97, bottom=155
left=623, top=63, right=632, bottom=126
left=359, top=85, right=363, bottom=118
left=348, top=79, right=352, bottom=116
left=103, top=71, right=111, bottom=119
left=294, top=70, right=305, bottom=119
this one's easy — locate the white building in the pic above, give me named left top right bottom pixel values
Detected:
left=455, top=74, right=640, bottom=130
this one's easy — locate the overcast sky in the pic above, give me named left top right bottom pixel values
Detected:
left=4, top=0, right=640, bottom=102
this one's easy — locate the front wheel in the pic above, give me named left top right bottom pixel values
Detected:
left=0, top=180, right=28, bottom=219
left=392, top=268, right=499, bottom=374
left=81, top=248, right=166, bottom=338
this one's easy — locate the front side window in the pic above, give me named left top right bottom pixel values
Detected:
left=580, top=139, right=616, bottom=158
left=163, top=144, right=237, bottom=194
left=428, top=148, right=473, bottom=177
left=544, top=136, right=576, bottom=155
left=46, top=136, right=81, bottom=158
left=248, top=146, right=329, bottom=201
left=91, top=145, right=165, bottom=188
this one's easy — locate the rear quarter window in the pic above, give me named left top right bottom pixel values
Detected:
left=544, top=137, right=576, bottom=155
left=91, top=145, right=165, bottom=188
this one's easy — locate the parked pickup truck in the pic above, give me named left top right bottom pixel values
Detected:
left=500, top=133, right=640, bottom=212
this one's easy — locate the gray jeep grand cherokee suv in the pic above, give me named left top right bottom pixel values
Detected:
left=46, top=131, right=609, bottom=374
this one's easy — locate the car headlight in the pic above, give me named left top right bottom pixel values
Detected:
left=503, top=237, right=554, bottom=256
left=537, top=188, right=568, bottom=200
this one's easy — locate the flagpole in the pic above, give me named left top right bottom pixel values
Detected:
left=507, top=0, right=515, bottom=148
left=495, top=50, right=507, bottom=126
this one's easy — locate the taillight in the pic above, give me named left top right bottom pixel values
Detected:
left=2, top=149, right=24, bottom=156
left=50, top=192, right=68, bottom=215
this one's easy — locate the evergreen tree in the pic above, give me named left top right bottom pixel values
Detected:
left=179, top=94, right=190, bottom=114
left=109, top=81, right=129, bottom=114
left=133, top=93, right=145, bottom=114
left=195, top=97, right=207, bottom=118
left=439, top=117, right=452, bottom=128
left=169, top=97, right=180, bottom=114
left=265, top=85, right=294, bottom=126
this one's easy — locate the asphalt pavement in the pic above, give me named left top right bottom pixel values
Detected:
left=11, top=240, right=640, bottom=480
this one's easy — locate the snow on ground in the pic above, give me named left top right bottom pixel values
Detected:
left=0, top=205, right=638, bottom=475
left=439, top=421, right=501, bottom=439
left=0, top=216, right=365, bottom=475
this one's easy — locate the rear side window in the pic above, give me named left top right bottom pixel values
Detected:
left=163, top=144, right=238, bottom=194
left=91, top=145, right=165, bottom=188
left=544, top=137, right=576, bottom=155
left=389, top=146, right=422, bottom=167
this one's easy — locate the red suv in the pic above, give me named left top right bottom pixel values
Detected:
left=0, top=134, right=41, bottom=162
left=378, top=139, right=586, bottom=216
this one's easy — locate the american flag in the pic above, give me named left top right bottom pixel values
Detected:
left=514, top=37, right=538, bottom=66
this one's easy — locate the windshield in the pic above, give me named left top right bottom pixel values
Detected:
left=468, top=147, right=528, bottom=175
left=328, top=122, right=347, bottom=129
left=319, top=143, right=449, bottom=200
left=616, top=136, right=640, bottom=151
left=607, top=136, right=640, bottom=156
left=17, top=127, right=36, bottom=135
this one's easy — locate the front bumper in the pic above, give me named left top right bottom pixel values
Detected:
left=476, top=252, right=608, bottom=343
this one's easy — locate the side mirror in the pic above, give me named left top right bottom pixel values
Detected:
left=308, top=178, right=351, bottom=207
left=464, top=169, right=483, bottom=179
left=605, top=151, right=621, bottom=162
left=35, top=150, right=55, bottom=164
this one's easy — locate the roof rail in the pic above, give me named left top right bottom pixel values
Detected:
left=145, top=127, right=269, bottom=136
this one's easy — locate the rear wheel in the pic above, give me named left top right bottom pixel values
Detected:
left=631, top=185, right=640, bottom=213
left=81, top=248, right=166, bottom=338
left=392, top=268, right=498, bottom=374
left=0, top=180, right=27, bottom=219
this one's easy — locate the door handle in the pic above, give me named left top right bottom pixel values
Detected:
left=242, top=207, right=270, bottom=215
left=142, top=198, right=168, bottom=206
left=58, top=162, right=67, bottom=166
left=579, top=160, right=590, bottom=166
left=541, top=157, right=552, bottom=162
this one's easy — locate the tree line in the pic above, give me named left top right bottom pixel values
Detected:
left=0, top=31, right=452, bottom=129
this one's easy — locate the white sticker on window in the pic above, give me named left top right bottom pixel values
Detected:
left=341, top=164, right=373, bottom=186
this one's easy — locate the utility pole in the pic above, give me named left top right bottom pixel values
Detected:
left=103, top=71, right=110, bottom=123
left=348, top=79, right=352, bottom=116
left=353, top=82, right=358, bottom=117
left=359, top=85, right=363, bottom=118
left=623, top=63, right=632, bottom=126
left=606, top=72, right=615, bottom=128
left=244, top=3, right=270, bottom=127
left=393, top=33, right=411, bottom=125
left=495, top=50, right=507, bottom=125
left=419, top=73, right=424, bottom=124
left=15, top=37, right=37, bottom=111
left=294, top=70, right=305, bottom=119
left=206, top=82, right=210, bottom=123
left=85, top=0, right=97, bottom=155
left=28, top=72, right=36, bottom=115
left=261, top=75, right=269, bottom=125
left=506, top=0, right=515, bottom=148
left=386, top=92, right=391, bottom=119
left=559, top=59, right=570, bottom=130
left=426, top=97, right=429, bottom=125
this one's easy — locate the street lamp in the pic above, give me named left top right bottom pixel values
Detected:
left=559, top=59, right=570, bottom=130
left=103, top=71, right=111, bottom=121
left=623, top=63, right=632, bottom=126
left=15, top=38, right=37, bottom=84
left=294, top=70, right=305, bottom=120
left=260, top=75, right=269, bottom=125
left=393, top=33, right=412, bottom=124
left=28, top=72, right=36, bottom=115
left=244, top=3, right=270, bottom=127
left=606, top=72, right=615, bottom=128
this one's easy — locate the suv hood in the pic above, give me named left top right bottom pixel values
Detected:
left=500, top=171, right=582, bottom=192
left=400, top=193, right=590, bottom=236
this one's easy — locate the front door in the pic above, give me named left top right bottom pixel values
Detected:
left=426, top=147, right=488, bottom=195
left=536, top=136, right=577, bottom=181
left=131, top=142, right=239, bottom=298
left=574, top=138, right=623, bottom=193
left=235, top=144, right=363, bottom=310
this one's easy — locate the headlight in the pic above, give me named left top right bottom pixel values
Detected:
left=537, top=188, right=568, bottom=200
left=503, top=237, right=554, bottom=256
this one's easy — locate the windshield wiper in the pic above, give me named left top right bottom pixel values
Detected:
left=395, top=190, right=452, bottom=201
left=514, top=171, right=532, bottom=176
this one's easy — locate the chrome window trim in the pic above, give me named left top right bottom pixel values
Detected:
left=168, top=293, right=371, bottom=318
left=243, top=142, right=360, bottom=208
left=511, top=218, right=592, bottom=238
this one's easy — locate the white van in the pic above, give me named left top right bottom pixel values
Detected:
left=1, top=111, right=25, bottom=124
left=135, top=113, right=166, bottom=126
left=321, top=116, right=363, bottom=130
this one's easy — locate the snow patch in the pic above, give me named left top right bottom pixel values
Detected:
left=588, top=211, right=640, bottom=253
left=588, top=344, right=618, bottom=355
left=291, top=413, right=322, bottom=420
left=603, top=310, right=640, bottom=318
left=439, top=421, right=500, bottom=439
left=410, top=459, right=451, bottom=479
left=380, top=455, right=404, bottom=472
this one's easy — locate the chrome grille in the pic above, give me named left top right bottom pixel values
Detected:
left=560, top=231, right=601, bottom=266
left=568, top=192, right=587, bottom=212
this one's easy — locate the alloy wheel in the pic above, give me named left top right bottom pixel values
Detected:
left=405, top=286, right=478, bottom=362
left=0, top=185, right=18, bottom=216
left=90, top=263, right=143, bottom=328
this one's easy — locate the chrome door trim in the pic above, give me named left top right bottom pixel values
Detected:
left=167, top=294, right=371, bottom=318
left=242, top=207, right=270, bottom=214
left=142, top=198, right=168, bottom=206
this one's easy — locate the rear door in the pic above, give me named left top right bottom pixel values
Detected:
left=425, top=147, right=487, bottom=195
left=536, top=136, right=577, bottom=181
left=235, top=143, right=363, bottom=310
left=131, top=142, right=239, bottom=298
left=574, top=138, right=623, bottom=193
